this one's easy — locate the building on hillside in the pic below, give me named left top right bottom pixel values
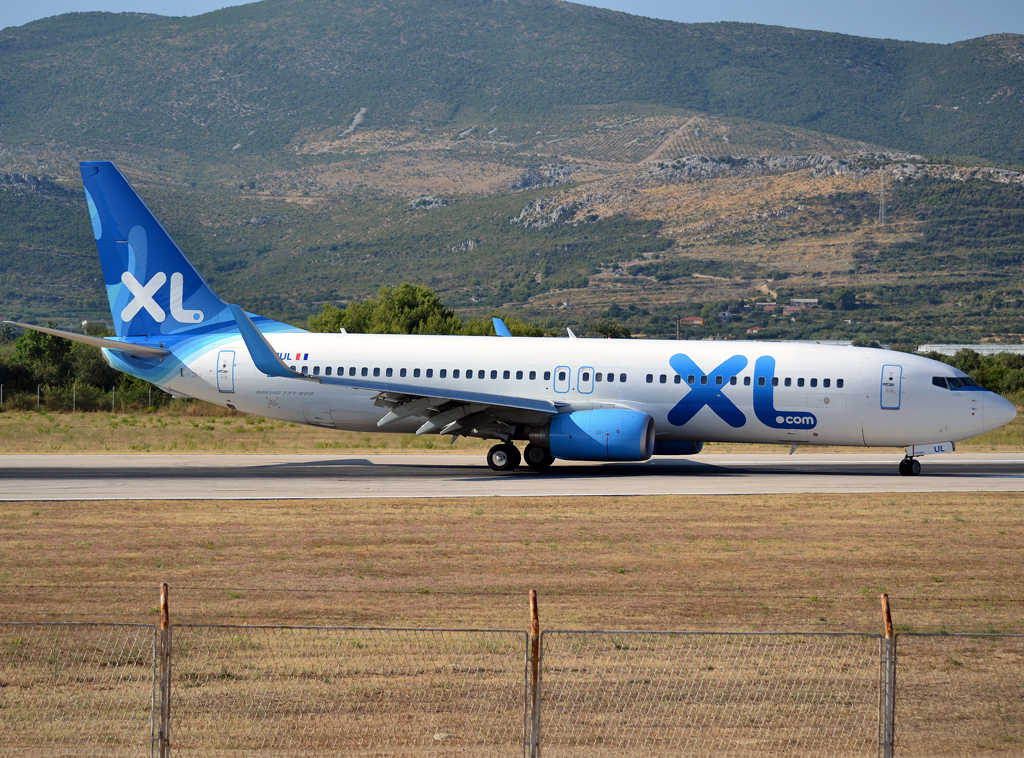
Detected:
left=680, top=316, right=704, bottom=326
left=782, top=306, right=802, bottom=317
left=789, top=298, right=819, bottom=308
left=746, top=326, right=766, bottom=334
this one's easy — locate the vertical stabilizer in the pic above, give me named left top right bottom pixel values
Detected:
left=80, top=161, right=232, bottom=337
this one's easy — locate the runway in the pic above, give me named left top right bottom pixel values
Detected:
left=1, top=452, right=1023, bottom=499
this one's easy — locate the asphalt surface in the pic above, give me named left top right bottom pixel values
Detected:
left=1, top=453, right=1023, bottom=499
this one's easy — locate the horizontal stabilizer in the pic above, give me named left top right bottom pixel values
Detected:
left=3, top=321, right=169, bottom=358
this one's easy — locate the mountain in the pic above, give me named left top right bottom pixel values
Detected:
left=0, top=0, right=1022, bottom=165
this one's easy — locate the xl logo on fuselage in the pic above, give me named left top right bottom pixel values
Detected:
left=667, top=354, right=817, bottom=430
left=120, top=272, right=204, bottom=324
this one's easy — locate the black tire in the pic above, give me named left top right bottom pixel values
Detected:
left=909, top=458, right=921, bottom=476
left=899, top=459, right=911, bottom=477
left=487, top=443, right=520, bottom=472
left=524, top=443, right=554, bottom=470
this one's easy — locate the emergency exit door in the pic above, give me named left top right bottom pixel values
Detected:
left=217, top=350, right=235, bottom=393
left=880, top=364, right=902, bottom=409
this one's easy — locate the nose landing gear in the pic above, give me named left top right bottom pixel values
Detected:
left=487, top=443, right=522, bottom=472
left=899, top=457, right=921, bottom=477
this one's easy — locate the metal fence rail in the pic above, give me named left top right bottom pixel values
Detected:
left=0, top=622, right=156, bottom=758
left=538, top=631, right=882, bottom=758
left=895, top=634, right=1024, bottom=757
left=169, top=625, right=529, bottom=758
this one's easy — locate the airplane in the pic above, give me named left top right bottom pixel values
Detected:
left=5, top=161, right=1017, bottom=476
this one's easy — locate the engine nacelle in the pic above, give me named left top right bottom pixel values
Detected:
left=652, top=440, right=704, bottom=456
left=530, top=409, right=655, bottom=462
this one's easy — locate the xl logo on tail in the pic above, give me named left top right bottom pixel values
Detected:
left=120, top=272, right=204, bottom=324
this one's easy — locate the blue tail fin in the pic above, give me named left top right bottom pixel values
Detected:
left=81, top=161, right=233, bottom=338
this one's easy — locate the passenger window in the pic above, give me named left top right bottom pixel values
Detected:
left=560, top=371, right=567, bottom=381
left=400, top=368, right=406, bottom=378
left=687, top=375, right=695, bottom=385
left=784, top=377, right=791, bottom=387
left=595, top=373, right=602, bottom=382
left=544, top=371, right=551, bottom=381
left=290, top=366, right=296, bottom=371
left=660, top=374, right=667, bottom=384
left=646, top=374, right=654, bottom=384
left=674, top=375, right=682, bottom=384
left=301, top=365, right=308, bottom=374
left=730, top=376, right=737, bottom=386
left=797, top=378, right=804, bottom=387
left=529, top=371, right=536, bottom=380
left=757, top=377, right=766, bottom=387
left=771, top=377, right=778, bottom=387
left=744, top=376, right=751, bottom=386
left=440, top=369, right=447, bottom=378
left=837, top=378, right=844, bottom=388
left=453, top=369, right=460, bottom=379
left=823, top=378, right=830, bottom=388
left=313, top=366, right=320, bottom=376
left=810, top=378, right=817, bottom=388
left=478, top=370, right=485, bottom=379
left=606, top=373, right=614, bottom=383
left=373, top=368, right=381, bottom=377
left=385, top=368, right=393, bottom=377
left=619, top=373, right=627, bottom=383
left=425, top=369, right=433, bottom=378
left=516, top=370, right=524, bottom=380
left=338, top=367, right=344, bottom=375
left=700, top=375, right=708, bottom=385
left=716, top=376, right=723, bottom=386
left=582, top=372, right=590, bottom=382
left=413, top=368, right=420, bottom=378
left=350, top=367, right=357, bottom=376
left=325, top=367, right=332, bottom=376
left=502, top=370, right=509, bottom=379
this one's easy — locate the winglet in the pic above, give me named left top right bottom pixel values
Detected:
left=229, top=304, right=320, bottom=382
left=492, top=317, right=512, bottom=337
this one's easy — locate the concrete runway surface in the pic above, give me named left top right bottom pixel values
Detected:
left=1, top=453, right=1023, bottom=499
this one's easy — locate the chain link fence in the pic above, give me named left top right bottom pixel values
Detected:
left=895, top=634, right=1024, bottom=757
left=537, top=631, right=882, bottom=757
left=0, top=623, right=156, bottom=757
left=2, top=622, right=1023, bottom=757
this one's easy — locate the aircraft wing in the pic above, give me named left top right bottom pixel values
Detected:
left=230, top=305, right=562, bottom=435
left=3, top=321, right=170, bottom=358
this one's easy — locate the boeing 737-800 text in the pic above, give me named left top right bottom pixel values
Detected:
left=5, top=162, right=1016, bottom=475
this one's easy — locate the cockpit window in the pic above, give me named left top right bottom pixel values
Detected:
left=934, top=376, right=980, bottom=390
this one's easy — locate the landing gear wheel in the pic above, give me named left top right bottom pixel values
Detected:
left=524, top=443, right=555, bottom=471
left=487, top=443, right=521, bottom=472
left=899, top=457, right=921, bottom=476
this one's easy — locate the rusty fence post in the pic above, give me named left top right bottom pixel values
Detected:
left=529, top=589, right=541, bottom=758
left=158, top=583, right=171, bottom=758
left=880, top=593, right=896, bottom=758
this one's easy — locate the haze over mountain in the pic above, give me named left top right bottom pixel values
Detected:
left=1, top=0, right=1022, bottom=165
left=1, top=0, right=1023, bottom=344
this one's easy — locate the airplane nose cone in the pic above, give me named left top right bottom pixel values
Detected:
left=985, top=393, right=1017, bottom=432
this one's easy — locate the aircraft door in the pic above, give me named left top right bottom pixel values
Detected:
left=577, top=366, right=594, bottom=394
left=217, top=350, right=236, bottom=393
left=554, top=366, right=571, bottom=393
left=880, top=364, right=902, bottom=409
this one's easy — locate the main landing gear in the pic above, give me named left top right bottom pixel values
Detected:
left=487, top=443, right=521, bottom=472
left=486, top=443, right=555, bottom=472
left=899, top=457, right=922, bottom=477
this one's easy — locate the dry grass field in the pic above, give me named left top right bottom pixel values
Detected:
left=1, top=493, right=1021, bottom=634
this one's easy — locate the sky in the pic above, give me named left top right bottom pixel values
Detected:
left=1, top=0, right=1022, bottom=43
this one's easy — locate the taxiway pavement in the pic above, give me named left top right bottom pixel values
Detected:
left=1, top=453, right=1022, bottom=499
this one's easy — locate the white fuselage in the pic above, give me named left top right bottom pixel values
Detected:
left=144, top=334, right=1014, bottom=449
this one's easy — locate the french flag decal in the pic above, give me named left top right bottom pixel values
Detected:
left=296, top=352, right=308, bottom=360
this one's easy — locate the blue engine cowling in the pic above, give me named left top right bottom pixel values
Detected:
left=652, top=440, right=704, bottom=456
left=535, top=410, right=655, bottom=462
